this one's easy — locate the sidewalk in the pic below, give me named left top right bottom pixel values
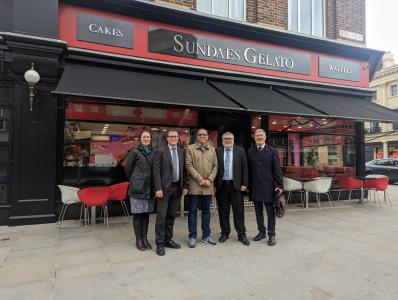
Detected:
left=0, top=186, right=398, bottom=299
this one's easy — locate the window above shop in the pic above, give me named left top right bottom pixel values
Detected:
left=288, top=0, right=325, bottom=37
left=197, top=0, right=246, bottom=21
left=371, top=90, right=378, bottom=102
left=390, top=84, right=397, bottom=97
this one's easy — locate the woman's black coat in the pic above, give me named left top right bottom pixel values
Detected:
left=124, top=148, right=153, bottom=200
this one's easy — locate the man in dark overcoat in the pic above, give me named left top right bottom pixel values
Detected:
left=247, top=129, right=283, bottom=246
left=153, top=129, right=188, bottom=256
left=215, top=132, right=250, bottom=245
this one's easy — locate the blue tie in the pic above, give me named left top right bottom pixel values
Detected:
left=225, top=149, right=231, bottom=179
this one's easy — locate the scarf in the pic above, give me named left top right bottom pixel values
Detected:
left=138, top=144, right=153, bottom=155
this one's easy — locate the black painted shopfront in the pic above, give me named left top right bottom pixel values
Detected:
left=1, top=0, right=398, bottom=226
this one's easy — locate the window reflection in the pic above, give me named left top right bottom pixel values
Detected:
left=251, top=114, right=356, bottom=180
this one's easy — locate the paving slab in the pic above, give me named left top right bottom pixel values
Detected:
left=0, top=185, right=397, bottom=299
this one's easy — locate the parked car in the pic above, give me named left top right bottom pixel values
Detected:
left=365, top=159, right=398, bottom=183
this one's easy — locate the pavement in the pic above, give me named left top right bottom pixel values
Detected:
left=1, top=186, right=398, bottom=300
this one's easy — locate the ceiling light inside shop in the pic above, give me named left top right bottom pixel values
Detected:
left=323, top=122, right=327, bottom=124
left=272, top=121, right=277, bottom=125
left=251, top=126, right=256, bottom=129
left=298, top=126, right=302, bottom=129
left=151, top=128, right=159, bottom=131
left=184, top=130, right=189, bottom=133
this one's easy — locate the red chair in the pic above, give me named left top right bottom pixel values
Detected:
left=109, top=182, right=130, bottom=217
left=363, top=176, right=392, bottom=207
left=78, top=186, right=110, bottom=226
left=336, top=176, right=363, bottom=203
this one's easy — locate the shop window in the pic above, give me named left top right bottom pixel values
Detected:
left=63, top=101, right=221, bottom=187
left=289, top=0, right=324, bottom=37
left=390, top=84, right=397, bottom=97
left=389, top=145, right=398, bottom=158
left=267, top=114, right=356, bottom=180
left=375, top=146, right=383, bottom=159
left=197, top=0, right=246, bottom=21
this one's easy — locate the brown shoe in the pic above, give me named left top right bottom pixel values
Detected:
left=253, top=232, right=266, bottom=241
left=268, top=236, right=276, bottom=246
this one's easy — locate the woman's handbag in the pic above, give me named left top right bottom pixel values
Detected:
left=274, top=191, right=287, bottom=218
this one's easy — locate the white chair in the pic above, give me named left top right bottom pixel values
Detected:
left=283, top=177, right=304, bottom=207
left=303, top=177, right=333, bottom=210
left=57, top=185, right=83, bottom=229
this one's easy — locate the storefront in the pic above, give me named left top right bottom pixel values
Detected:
left=1, top=0, right=398, bottom=225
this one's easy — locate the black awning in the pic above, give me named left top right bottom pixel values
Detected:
left=53, top=63, right=244, bottom=111
left=277, top=88, right=398, bottom=122
left=209, top=80, right=327, bottom=117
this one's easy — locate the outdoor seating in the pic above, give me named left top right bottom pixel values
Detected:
left=283, top=177, right=304, bottom=207
left=363, top=176, right=392, bottom=207
left=57, top=185, right=82, bottom=229
left=108, top=182, right=130, bottom=217
left=336, top=176, right=363, bottom=204
left=78, top=186, right=110, bottom=226
left=303, top=177, right=333, bottom=210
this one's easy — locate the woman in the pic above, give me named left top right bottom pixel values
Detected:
left=125, top=130, right=155, bottom=251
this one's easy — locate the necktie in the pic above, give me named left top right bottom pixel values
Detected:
left=257, top=146, right=262, bottom=151
left=172, top=148, right=179, bottom=182
left=225, top=148, right=231, bottom=179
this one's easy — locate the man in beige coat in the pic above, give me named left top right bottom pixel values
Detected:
left=186, top=128, right=218, bottom=248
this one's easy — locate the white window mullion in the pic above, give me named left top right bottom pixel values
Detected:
left=311, top=0, right=314, bottom=35
left=297, top=0, right=301, bottom=32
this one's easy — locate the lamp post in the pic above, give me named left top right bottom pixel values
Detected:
left=23, top=63, right=40, bottom=111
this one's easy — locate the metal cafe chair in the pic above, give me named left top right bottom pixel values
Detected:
left=57, top=185, right=83, bottom=229
left=336, top=176, right=363, bottom=204
left=303, top=177, right=334, bottom=210
left=78, top=186, right=110, bottom=226
left=363, top=176, right=392, bottom=207
left=283, top=177, right=304, bottom=207
left=108, top=182, right=130, bottom=217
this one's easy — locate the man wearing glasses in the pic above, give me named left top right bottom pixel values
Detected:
left=153, top=129, right=188, bottom=256
left=186, top=128, right=218, bottom=248
left=215, top=132, right=250, bottom=246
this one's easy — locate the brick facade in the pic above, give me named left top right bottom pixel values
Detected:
left=157, top=0, right=365, bottom=43
left=155, top=0, right=195, bottom=10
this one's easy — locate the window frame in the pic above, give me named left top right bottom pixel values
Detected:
left=390, top=84, right=397, bottom=97
left=197, top=0, right=246, bottom=21
left=288, top=0, right=326, bottom=37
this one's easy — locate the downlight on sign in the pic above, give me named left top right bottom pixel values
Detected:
left=148, top=28, right=311, bottom=75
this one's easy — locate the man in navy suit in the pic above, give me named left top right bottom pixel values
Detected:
left=215, top=132, right=250, bottom=246
left=153, top=129, right=188, bottom=256
left=247, top=129, right=283, bottom=246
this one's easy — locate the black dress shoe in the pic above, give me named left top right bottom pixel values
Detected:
left=218, top=234, right=229, bottom=243
left=253, top=232, right=266, bottom=241
left=268, top=236, right=276, bottom=246
left=238, top=235, right=250, bottom=246
left=156, top=246, right=165, bottom=256
left=165, top=240, right=181, bottom=249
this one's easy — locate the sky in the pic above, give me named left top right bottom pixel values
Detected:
left=366, top=0, right=398, bottom=61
